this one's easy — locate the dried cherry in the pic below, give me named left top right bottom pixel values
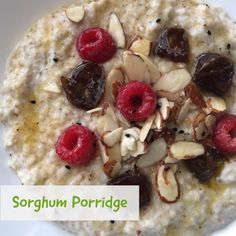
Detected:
left=61, top=62, right=105, bottom=110
left=154, top=28, right=189, bottom=62
left=185, top=147, right=223, bottom=182
left=194, top=53, right=234, bottom=95
left=107, top=169, right=151, bottom=208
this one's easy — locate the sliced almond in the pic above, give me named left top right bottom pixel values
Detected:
left=65, top=6, right=85, bottom=23
left=107, top=143, right=122, bottom=162
left=153, top=68, right=191, bottom=93
left=169, top=163, right=179, bottom=174
left=96, top=104, right=119, bottom=137
left=157, top=98, right=170, bottom=121
left=103, top=160, right=121, bottom=178
left=135, top=52, right=162, bottom=84
left=192, top=112, right=207, bottom=127
left=164, top=156, right=179, bottom=164
left=158, top=90, right=182, bottom=102
left=98, top=140, right=109, bottom=164
left=185, top=83, right=206, bottom=108
left=43, top=82, right=61, bottom=93
left=205, top=114, right=216, bottom=131
left=99, top=141, right=122, bottom=177
left=194, top=120, right=209, bottom=141
left=205, top=95, right=226, bottom=112
left=156, top=163, right=179, bottom=203
left=108, top=12, right=126, bottom=48
left=139, top=114, right=155, bottom=142
left=86, top=107, right=103, bottom=114
left=136, top=138, right=167, bottom=168
left=175, top=98, right=191, bottom=124
left=104, top=68, right=125, bottom=102
left=123, top=51, right=150, bottom=83
left=169, top=141, right=205, bottom=160
left=116, top=111, right=131, bottom=128
left=129, top=37, right=152, bottom=56
left=154, top=111, right=164, bottom=130
left=130, top=141, right=147, bottom=157
left=103, top=127, right=123, bottom=147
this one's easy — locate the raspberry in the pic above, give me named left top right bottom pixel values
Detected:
left=76, top=27, right=116, bottom=63
left=116, top=81, right=156, bottom=121
left=213, top=115, right=236, bottom=154
left=56, top=124, right=96, bottom=165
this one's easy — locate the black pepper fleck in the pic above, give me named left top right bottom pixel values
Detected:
left=53, top=58, right=59, bottom=63
left=227, top=43, right=231, bottom=50
left=17, top=129, right=20, bottom=132
left=207, top=30, right=211, bottom=36
left=125, top=134, right=131, bottom=138
left=76, top=122, right=82, bottom=125
left=30, top=100, right=36, bottom=104
left=110, top=220, right=115, bottom=224
left=156, top=18, right=161, bottom=23
left=178, top=130, right=185, bottom=134
left=201, top=132, right=206, bottom=137
left=65, top=165, right=71, bottom=170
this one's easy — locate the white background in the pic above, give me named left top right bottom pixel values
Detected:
left=0, top=0, right=235, bottom=235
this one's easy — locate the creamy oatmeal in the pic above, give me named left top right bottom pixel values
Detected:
left=1, top=0, right=236, bottom=236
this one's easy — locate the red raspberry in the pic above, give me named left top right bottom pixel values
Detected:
left=213, top=115, right=236, bottom=154
left=116, top=81, right=156, bottom=121
left=56, top=124, right=96, bottom=165
left=76, top=27, right=116, bottom=63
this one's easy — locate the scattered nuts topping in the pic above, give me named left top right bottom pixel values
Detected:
left=175, top=98, right=191, bottom=124
left=153, top=68, right=191, bottom=93
left=135, top=52, right=162, bottom=84
left=185, top=83, right=206, bottom=108
left=169, top=141, right=205, bottom=160
left=157, top=98, right=171, bottom=121
left=194, top=119, right=209, bottom=141
left=102, top=127, right=123, bottom=147
left=204, top=95, right=227, bottom=112
left=139, top=114, right=155, bottom=142
left=164, top=155, right=180, bottom=164
left=104, top=68, right=125, bottom=102
left=130, top=141, right=147, bottom=157
left=153, top=111, right=164, bottom=130
left=123, top=51, right=150, bottom=83
left=156, top=162, right=180, bottom=203
left=65, top=6, right=85, bottom=23
left=136, top=138, right=167, bottom=168
left=98, top=141, right=121, bottom=177
left=129, top=36, right=152, bottom=56
left=96, top=104, right=119, bottom=137
left=205, top=114, right=216, bottom=131
left=108, top=12, right=126, bottom=48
